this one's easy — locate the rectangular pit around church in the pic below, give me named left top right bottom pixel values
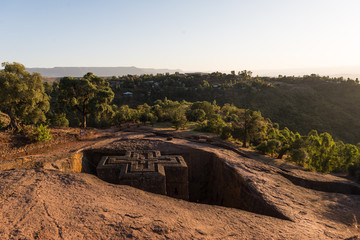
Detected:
left=96, top=150, right=189, bottom=200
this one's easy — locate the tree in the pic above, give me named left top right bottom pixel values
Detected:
left=200, top=114, right=226, bottom=135
left=276, top=127, right=297, bottom=159
left=239, top=70, right=252, bottom=80
left=202, top=80, right=210, bottom=88
left=58, top=73, right=114, bottom=128
left=242, top=109, right=265, bottom=147
left=171, top=110, right=187, bottom=130
left=256, top=139, right=281, bottom=156
left=290, top=148, right=309, bottom=165
left=186, top=108, right=206, bottom=122
left=190, top=101, right=216, bottom=117
left=115, top=105, right=139, bottom=124
left=303, top=131, right=337, bottom=172
left=0, top=62, right=50, bottom=130
left=221, top=103, right=241, bottom=122
left=138, top=103, right=152, bottom=125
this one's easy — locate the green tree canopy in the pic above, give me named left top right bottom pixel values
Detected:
left=0, top=62, right=50, bottom=130
left=114, top=105, right=139, bottom=124
left=241, top=109, right=266, bottom=147
left=58, top=73, right=114, bottom=128
left=190, top=101, right=216, bottom=117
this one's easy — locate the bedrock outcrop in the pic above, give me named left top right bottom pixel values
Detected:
left=0, top=129, right=359, bottom=239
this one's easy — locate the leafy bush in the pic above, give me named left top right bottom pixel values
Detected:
left=51, top=113, right=69, bottom=127
left=115, top=105, right=139, bottom=124
left=171, top=110, right=187, bottom=130
left=290, top=148, right=309, bottom=165
left=255, top=139, right=281, bottom=156
left=255, top=141, right=268, bottom=154
left=186, top=108, right=206, bottom=122
left=348, top=162, right=360, bottom=181
left=32, top=124, right=52, bottom=142
left=199, top=114, right=226, bottom=135
left=220, top=125, right=233, bottom=140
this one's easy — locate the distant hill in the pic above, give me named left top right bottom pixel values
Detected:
left=23, top=66, right=360, bottom=79
left=26, top=67, right=182, bottom=78
left=252, top=66, right=360, bottom=79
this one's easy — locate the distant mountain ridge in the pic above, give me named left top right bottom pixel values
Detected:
left=24, top=66, right=360, bottom=79
left=252, top=66, right=360, bottom=79
left=26, top=67, right=182, bottom=77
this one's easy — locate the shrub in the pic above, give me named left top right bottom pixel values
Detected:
left=51, top=113, right=69, bottom=127
left=171, top=111, right=187, bottom=130
left=290, top=148, right=309, bottom=165
left=255, top=141, right=268, bottom=154
left=348, top=162, right=360, bottom=181
left=32, top=124, right=52, bottom=142
left=202, top=114, right=226, bottom=135
left=220, top=125, right=233, bottom=140
left=255, top=139, right=281, bottom=156
left=115, top=105, right=139, bottom=124
left=149, top=113, right=158, bottom=126
left=186, top=109, right=206, bottom=122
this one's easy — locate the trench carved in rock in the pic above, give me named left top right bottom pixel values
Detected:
left=81, top=145, right=290, bottom=221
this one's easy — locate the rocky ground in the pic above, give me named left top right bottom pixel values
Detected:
left=0, top=127, right=359, bottom=239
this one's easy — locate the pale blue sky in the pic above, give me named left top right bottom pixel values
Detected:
left=1, top=0, right=359, bottom=72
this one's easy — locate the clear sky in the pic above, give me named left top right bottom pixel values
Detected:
left=1, top=0, right=359, bottom=72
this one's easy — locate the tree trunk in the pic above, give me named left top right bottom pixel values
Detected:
left=243, top=113, right=248, bottom=148
left=243, top=130, right=247, bottom=148
left=7, top=109, right=20, bottom=131
left=82, top=114, right=87, bottom=128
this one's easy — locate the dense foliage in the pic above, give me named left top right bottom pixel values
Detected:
left=108, top=71, right=360, bottom=144
left=101, top=99, right=360, bottom=175
left=0, top=62, right=50, bottom=131
left=1, top=63, right=359, bottom=179
left=57, top=73, right=114, bottom=128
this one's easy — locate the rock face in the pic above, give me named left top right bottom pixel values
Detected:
left=0, top=129, right=359, bottom=239
left=96, top=151, right=189, bottom=200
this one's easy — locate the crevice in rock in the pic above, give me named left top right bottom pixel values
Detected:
left=278, top=171, right=360, bottom=195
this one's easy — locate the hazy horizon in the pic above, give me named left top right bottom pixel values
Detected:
left=19, top=65, right=360, bottom=79
left=1, top=0, right=360, bottom=73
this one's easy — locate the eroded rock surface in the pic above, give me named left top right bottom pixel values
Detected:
left=0, top=129, right=359, bottom=239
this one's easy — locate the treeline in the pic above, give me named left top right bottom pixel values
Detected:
left=0, top=62, right=359, bottom=180
left=108, top=71, right=360, bottom=144
left=106, top=99, right=360, bottom=178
